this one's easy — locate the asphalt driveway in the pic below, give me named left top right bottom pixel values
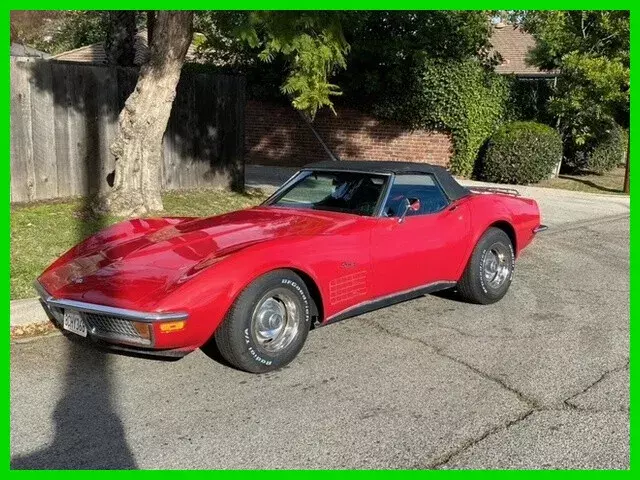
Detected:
left=10, top=189, right=629, bottom=469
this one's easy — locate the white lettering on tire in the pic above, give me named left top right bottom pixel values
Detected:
left=508, top=244, right=515, bottom=281
left=244, top=328, right=272, bottom=366
left=479, top=248, right=489, bottom=293
left=280, top=279, right=311, bottom=322
left=243, top=277, right=312, bottom=367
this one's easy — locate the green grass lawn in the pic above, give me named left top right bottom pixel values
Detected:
left=10, top=188, right=268, bottom=300
left=537, top=167, right=628, bottom=194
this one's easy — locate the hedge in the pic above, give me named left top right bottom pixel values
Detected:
left=374, top=58, right=511, bottom=177
left=480, top=121, right=563, bottom=184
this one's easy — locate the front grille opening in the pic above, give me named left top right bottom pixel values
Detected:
left=82, top=312, right=151, bottom=345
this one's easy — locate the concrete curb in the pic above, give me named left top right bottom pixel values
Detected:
left=11, top=298, right=48, bottom=326
left=11, top=320, right=59, bottom=339
left=10, top=298, right=56, bottom=339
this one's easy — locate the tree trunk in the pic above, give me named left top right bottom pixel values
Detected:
left=105, top=11, right=137, bottom=66
left=96, top=11, right=193, bottom=217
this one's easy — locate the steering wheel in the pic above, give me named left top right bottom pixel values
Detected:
left=403, top=189, right=425, bottom=215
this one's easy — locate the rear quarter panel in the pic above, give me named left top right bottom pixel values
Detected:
left=465, top=193, right=541, bottom=258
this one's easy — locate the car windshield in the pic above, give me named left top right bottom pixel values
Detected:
left=269, top=170, right=388, bottom=216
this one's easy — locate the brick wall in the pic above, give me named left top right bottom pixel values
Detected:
left=245, top=100, right=453, bottom=167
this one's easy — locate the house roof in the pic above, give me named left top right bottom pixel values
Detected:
left=490, top=23, right=557, bottom=78
left=52, top=30, right=199, bottom=65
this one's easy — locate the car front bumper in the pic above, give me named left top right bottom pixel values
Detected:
left=35, top=280, right=193, bottom=357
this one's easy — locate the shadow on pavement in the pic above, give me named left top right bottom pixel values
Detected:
left=11, top=339, right=137, bottom=469
left=12, top=59, right=137, bottom=468
left=557, top=175, right=623, bottom=194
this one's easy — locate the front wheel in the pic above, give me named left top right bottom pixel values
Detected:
left=214, top=270, right=313, bottom=373
left=457, top=227, right=515, bottom=304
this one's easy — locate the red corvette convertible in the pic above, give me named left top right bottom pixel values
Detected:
left=36, top=161, right=546, bottom=372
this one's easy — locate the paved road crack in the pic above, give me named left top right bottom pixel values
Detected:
left=360, top=317, right=629, bottom=469
left=423, top=409, right=537, bottom=469
left=360, top=317, right=540, bottom=409
left=563, top=359, right=630, bottom=410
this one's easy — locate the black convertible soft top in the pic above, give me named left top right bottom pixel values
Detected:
left=304, top=160, right=471, bottom=201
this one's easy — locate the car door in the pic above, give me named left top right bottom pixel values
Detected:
left=370, top=173, right=471, bottom=299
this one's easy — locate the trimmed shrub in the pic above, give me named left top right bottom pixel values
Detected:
left=481, top=122, right=562, bottom=184
left=587, top=123, right=628, bottom=173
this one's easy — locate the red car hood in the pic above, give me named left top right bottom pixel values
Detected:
left=39, top=207, right=358, bottom=309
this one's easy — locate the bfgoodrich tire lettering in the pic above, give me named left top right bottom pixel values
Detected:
left=457, top=227, right=515, bottom=305
left=214, top=269, right=313, bottom=373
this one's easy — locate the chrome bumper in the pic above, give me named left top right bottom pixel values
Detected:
left=34, top=280, right=188, bottom=348
left=533, top=224, right=548, bottom=233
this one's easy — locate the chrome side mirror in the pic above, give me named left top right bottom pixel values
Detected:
left=398, top=198, right=420, bottom=223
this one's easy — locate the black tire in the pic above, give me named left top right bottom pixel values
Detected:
left=214, top=269, right=313, bottom=373
left=457, top=227, right=515, bottom=305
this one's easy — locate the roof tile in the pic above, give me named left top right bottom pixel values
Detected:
left=490, top=24, right=557, bottom=77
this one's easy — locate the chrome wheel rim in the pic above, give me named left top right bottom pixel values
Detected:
left=251, top=289, right=300, bottom=353
left=483, top=244, right=511, bottom=289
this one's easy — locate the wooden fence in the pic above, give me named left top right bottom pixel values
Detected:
left=10, top=58, right=245, bottom=203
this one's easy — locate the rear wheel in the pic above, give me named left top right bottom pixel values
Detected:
left=214, top=270, right=313, bottom=373
left=457, top=227, right=515, bottom=304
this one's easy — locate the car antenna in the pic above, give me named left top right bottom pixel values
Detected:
left=296, top=108, right=340, bottom=162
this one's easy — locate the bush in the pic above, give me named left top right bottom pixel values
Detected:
left=480, top=122, right=562, bottom=184
left=587, top=124, right=627, bottom=173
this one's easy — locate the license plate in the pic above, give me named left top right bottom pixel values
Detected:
left=63, top=310, right=87, bottom=337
